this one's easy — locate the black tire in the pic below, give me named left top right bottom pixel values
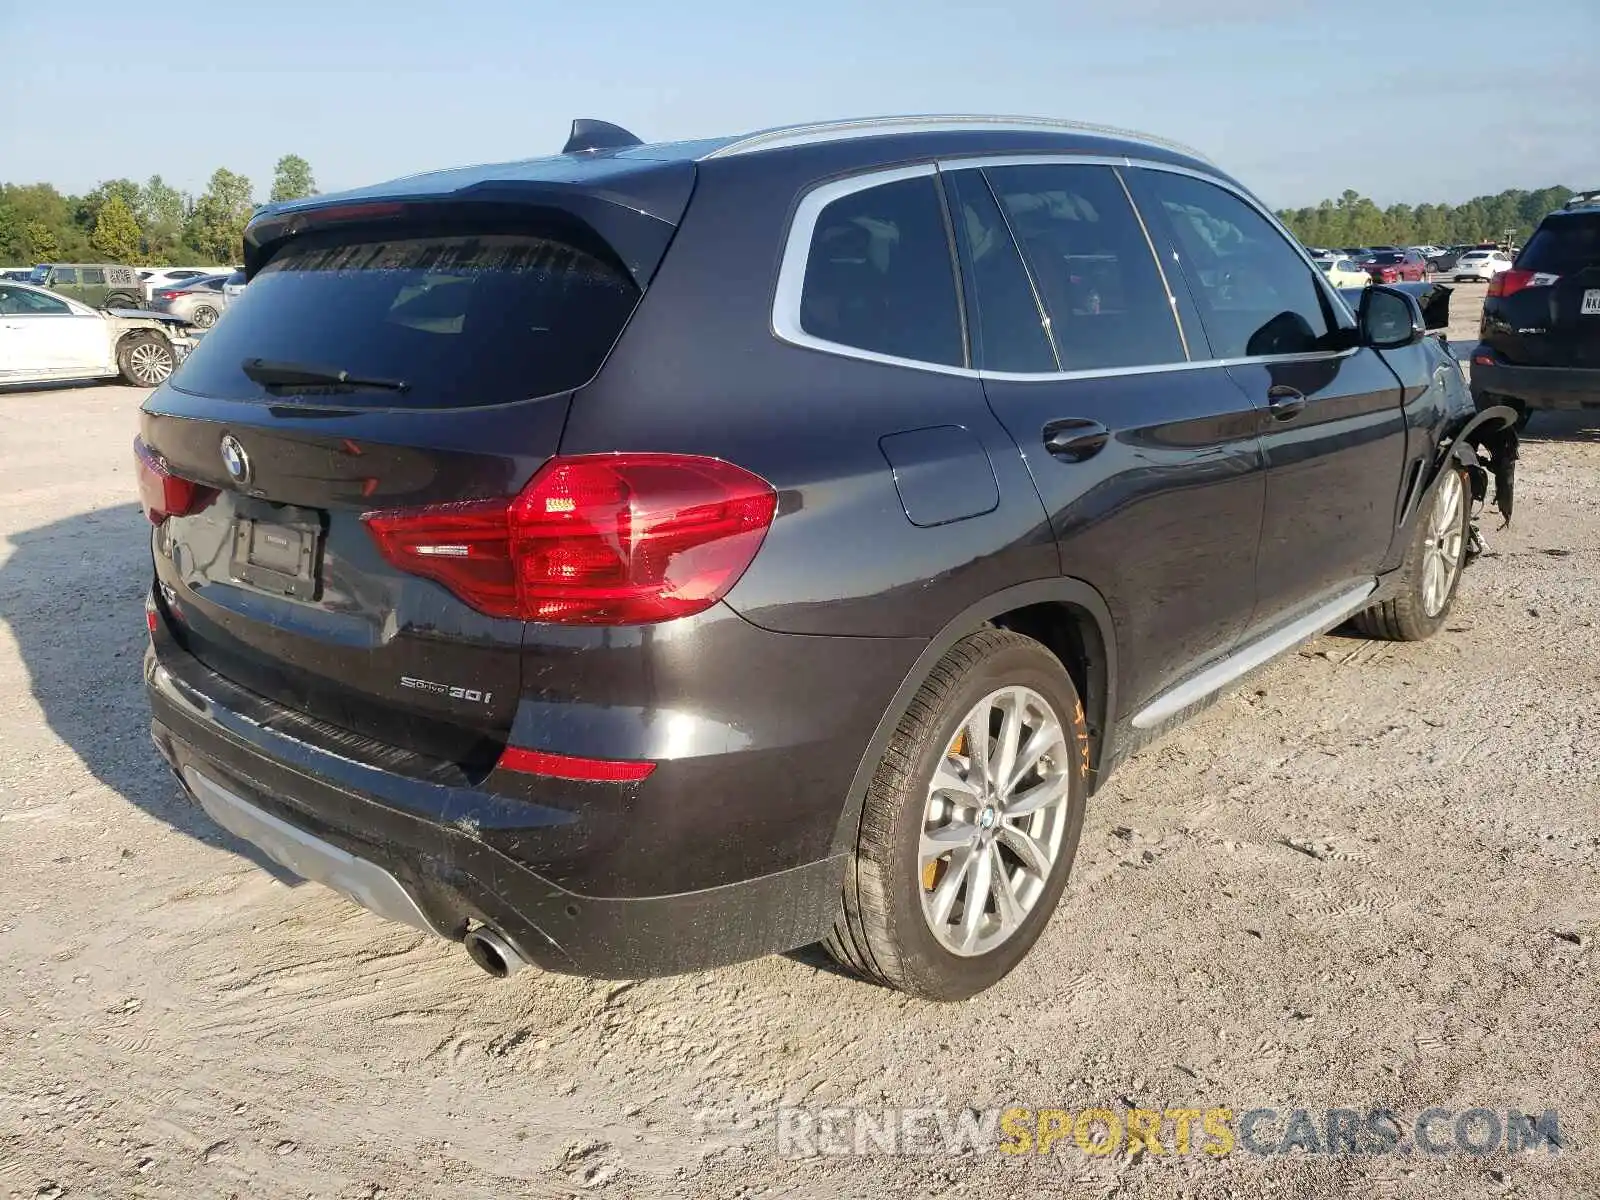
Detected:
left=191, top=304, right=219, bottom=328
left=103, top=292, right=139, bottom=310
left=824, top=629, right=1088, bottom=1001
left=1351, top=465, right=1471, bottom=641
left=116, top=331, right=175, bottom=387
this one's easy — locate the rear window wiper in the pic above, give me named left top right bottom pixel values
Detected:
left=241, top=357, right=410, bottom=393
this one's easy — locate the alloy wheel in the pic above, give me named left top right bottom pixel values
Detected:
left=1421, top=470, right=1464, bottom=617
left=919, top=686, right=1072, bottom=956
left=129, top=341, right=174, bottom=385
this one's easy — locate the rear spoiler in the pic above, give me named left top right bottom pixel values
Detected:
left=242, top=159, right=696, bottom=289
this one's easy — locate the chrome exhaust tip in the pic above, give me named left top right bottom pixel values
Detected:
left=463, top=926, right=527, bottom=979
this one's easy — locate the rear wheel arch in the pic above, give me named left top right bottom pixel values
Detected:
left=828, top=578, right=1118, bottom=859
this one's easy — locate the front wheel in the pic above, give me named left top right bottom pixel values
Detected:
left=1351, top=465, right=1471, bottom=641
left=825, top=629, right=1088, bottom=1000
left=117, top=331, right=176, bottom=386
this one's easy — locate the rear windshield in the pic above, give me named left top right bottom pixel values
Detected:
left=1368, top=253, right=1404, bottom=264
left=172, top=227, right=640, bottom=408
left=1518, top=217, right=1600, bottom=275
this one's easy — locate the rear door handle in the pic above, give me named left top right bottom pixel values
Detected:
left=1042, top=419, right=1110, bottom=462
left=1266, top=385, right=1307, bottom=420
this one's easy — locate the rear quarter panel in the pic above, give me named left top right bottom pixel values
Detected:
left=558, top=153, right=1060, bottom=640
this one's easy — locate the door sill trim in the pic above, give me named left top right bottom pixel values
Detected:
left=1130, top=582, right=1377, bottom=730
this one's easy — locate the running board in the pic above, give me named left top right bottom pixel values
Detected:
left=1130, top=582, right=1378, bottom=730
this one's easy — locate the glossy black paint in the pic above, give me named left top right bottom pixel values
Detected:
left=140, top=122, right=1483, bottom=977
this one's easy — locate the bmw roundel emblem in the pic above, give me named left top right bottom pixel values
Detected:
left=220, top=434, right=251, bottom=485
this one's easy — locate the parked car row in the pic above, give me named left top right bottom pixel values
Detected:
left=6, top=262, right=243, bottom=313
left=1305, top=243, right=1522, bottom=278
left=0, top=279, right=195, bottom=387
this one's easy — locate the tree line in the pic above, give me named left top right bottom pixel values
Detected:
left=0, top=154, right=318, bottom=268
left=1276, top=185, right=1575, bottom=249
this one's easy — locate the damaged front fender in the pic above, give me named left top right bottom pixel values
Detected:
left=1445, top=404, right=1519, bottom=528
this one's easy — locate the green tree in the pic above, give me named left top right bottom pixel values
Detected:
left=185, top=167, right=255, bottom=263
left=24, top=220, right=60, bottom=261
left=269, top=153, right=317, bottom=203
left=90, top=193, right=143, bottom=263
left=75, top=178, right=143, bottom=240
left=139, top=174, right=189, bottom=261
left=1, top=183, right=86, bottom=258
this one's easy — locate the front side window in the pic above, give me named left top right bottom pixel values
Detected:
left=53, top=268, right=78, bottom=285
left=1136, top=170, right=1341, bottom=359
left=799, top=174, right=964, bottom=368
left=983, top=163, right=1185, bottom=371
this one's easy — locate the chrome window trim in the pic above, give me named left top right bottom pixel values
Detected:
left=770, top=161, right=978, bottom=377
left=707, top=115, right=1211, bottom=164
left=1116, top=158, right=1361, bottom=329
left=771, top=153, right=1362, bottom=382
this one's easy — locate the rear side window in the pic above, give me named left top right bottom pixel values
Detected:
left=799, top=175, right=964, bottom=368
left=172, top=227, right=641, bottom=407
left=982, top=163, right=1185, bottom=371
left=1518, top=218, right=1600, bottom=274
left=82, top=267, right=106, bottom=284
left=944, top=169, right=1056, bottom=372
left=1135, top=169, right=1340, bottom=359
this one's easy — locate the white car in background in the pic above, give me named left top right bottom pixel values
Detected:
left=1452, top=249, right=1514, bottom=282
left=1314, top=256, right=1373, bottom=288
left=139, top=267, right=220, bottom=301
left=0, top=280, right=196, bottom=388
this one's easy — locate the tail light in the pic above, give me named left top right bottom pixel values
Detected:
left=1487, top=269, right=1543, bottom=298
left=363, top=453, right=778, bottom=625
left=134, top=436, right=215, bottom=523
left=155, top=289, right=183, bottom=301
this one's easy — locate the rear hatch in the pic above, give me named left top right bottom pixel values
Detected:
left=140, top=166, right=691, bottom=776
left=1485, top=212, right=1600, bottom=368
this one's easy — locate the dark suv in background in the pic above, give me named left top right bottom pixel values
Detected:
left=1471, top=190, right=1600, bottom=427
left=137, top=116, right=1515, bottom=1000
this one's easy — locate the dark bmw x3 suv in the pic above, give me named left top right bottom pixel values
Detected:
left=138, top=115, right=1516, bottom=1000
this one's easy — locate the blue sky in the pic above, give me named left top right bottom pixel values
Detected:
left=2, top=0, right=1593, bottom=209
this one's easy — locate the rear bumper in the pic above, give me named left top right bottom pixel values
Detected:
left=1471, top=354, right=1600, bottom=410
left=147, top=646, right=851, bottom=978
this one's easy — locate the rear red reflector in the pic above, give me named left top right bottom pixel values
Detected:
left=1473, top=354, right=1495, bottom=366
left=497, top=746, right=656, bottom=782
left=134, top=436, right=215, bottom=524
left=362, top=453, right=777, bottom=625
left=1487, top=269, right=1540, bottom=298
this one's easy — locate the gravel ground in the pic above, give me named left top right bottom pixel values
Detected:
left=3, top=287, right=1597, bottom=1199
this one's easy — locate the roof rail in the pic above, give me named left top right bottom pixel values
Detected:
left=1562, top=189, right=1600, bottom=209
left=562, top=119, right=644, bottom=155
left=704, top=114, right=1212, bottom=163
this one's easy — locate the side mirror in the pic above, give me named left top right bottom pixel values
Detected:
left=1359, top=285, right=1426, bottom=350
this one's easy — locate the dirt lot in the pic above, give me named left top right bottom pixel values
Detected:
left=3, top=286, right=1598, bottom=1199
